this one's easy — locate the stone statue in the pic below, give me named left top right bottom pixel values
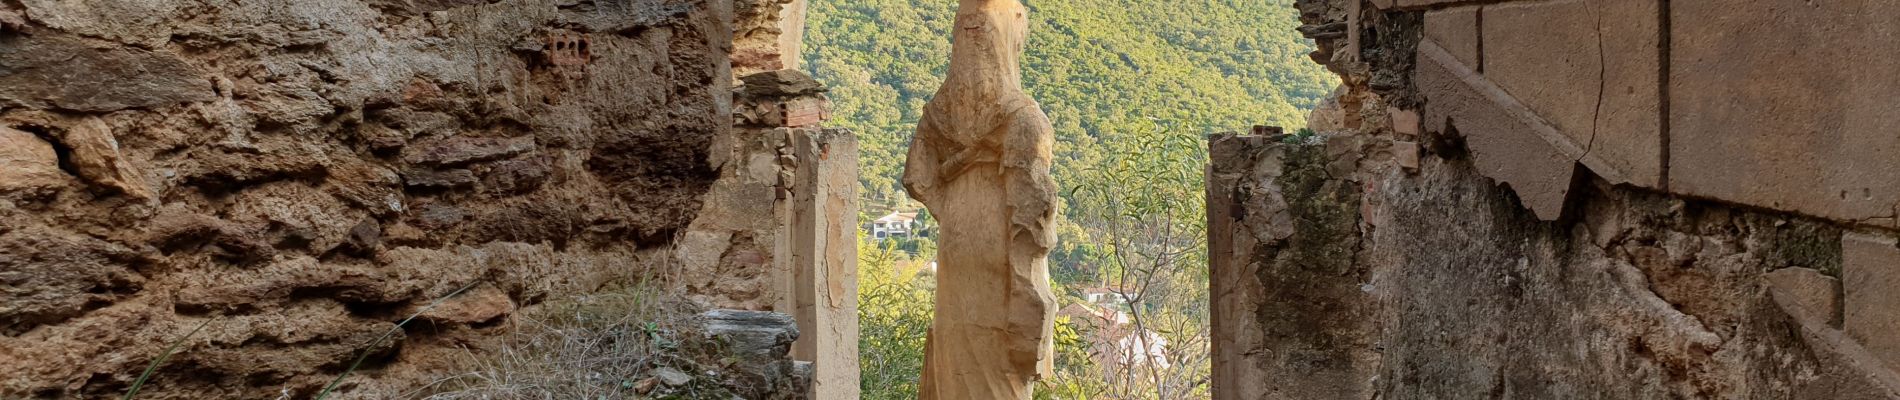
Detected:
left=902, top=0, right=1058, bottom=398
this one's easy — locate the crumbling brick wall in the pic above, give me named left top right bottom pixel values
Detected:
left=0, top=0, right=734, bottom=397
left=1209, top=1, right=1900, bottom=398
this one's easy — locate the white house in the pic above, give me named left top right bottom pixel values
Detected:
left=1115, top=329, right=1172, bottom=369
left=1082, top=287, right=1133, bottom=308
left=868, top=211, right=921, bottom=239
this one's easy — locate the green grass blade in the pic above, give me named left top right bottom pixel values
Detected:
left=123, top=319, right=213, bottom=400
left=316, top=281, right=482, bottom=400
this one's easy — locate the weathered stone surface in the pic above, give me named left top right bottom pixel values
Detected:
left=481, top=155, right=553, bottom=194
left=1416, top=40, right=1576, bottom=221
left=1209, top=135, right=1374, bottom=400
left=0, top=127, right=67, bottom=194
left=702, top=309, right=800, bottom=360
left=0, top=34, right=215, bottom=112
left=1393, top=140, right=1420, bottom=170
left=1272, top=0, right=1900, bottom=398
left=1206, top=134, right=1284, bottom=400
left=1389, top=106, right=1419, bottom=136
left=652, top=367, right=693, bottom=387
left=788, top=128, right=859, bottom=399
left=402, top=136, right=536, bottom=167
left=403, top=168, right=478, bottom=189
left=325, top=161, right=405, bottom=216
left=1844, top=232, right=1900, bottom=371
left=0, top=225, right=141, bottom=335
left=362, top=0, right=499, bottom=17
left=1483, top=0, right=1662, bottom=188
left=777, top=0, right=809, bottom=70
left=1786, top=318, right=1900, bottom=399
left=20, top=0, right=189, bottom=45
left=416, top=283, right=513, bottom=324
left=229, top=182, right=364, bottom=254
left=742, top=69, right=828, bottom=97
left=1670, top=0, right=1900, bottom=224
left=698, top=309, right=812, bottom=398
left=1767, top=267, right=1842, bottom=327
left=62, top=117, right=156, bottom=200
left=0, top=0, right=739, bottom=396
left=1421, top=6, right=1479, bottom=69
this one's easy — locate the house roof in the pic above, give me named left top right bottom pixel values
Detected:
left=874, top=211, right=919, bottom=223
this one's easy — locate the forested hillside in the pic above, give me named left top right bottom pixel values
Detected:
left=804, top=0, right=1337, bottom=206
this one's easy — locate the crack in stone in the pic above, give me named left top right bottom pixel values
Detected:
left=1585, top=0, right=1607, bottom=160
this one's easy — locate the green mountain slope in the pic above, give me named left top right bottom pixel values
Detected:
left=805, top=0, right=1338, bottom=205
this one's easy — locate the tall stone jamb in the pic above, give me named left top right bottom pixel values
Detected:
left=787, top=128, right=861, bottom=399
left=1207, top=133, right=1280, bottom=400
left=902, top=0, right=1059, bottom=397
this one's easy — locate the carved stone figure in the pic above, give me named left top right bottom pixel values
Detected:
left=902, top=0, right=1058, bottom=398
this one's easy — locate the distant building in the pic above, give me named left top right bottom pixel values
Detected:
left=867, top=211, right=922, bottom=239
left=1081, top=287, right=1133, bottom=310
left=1062, top=291, right=1172, bottom=370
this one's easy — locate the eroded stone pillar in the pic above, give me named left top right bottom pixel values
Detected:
left=787, top=128, right=861, bottom=399
left=903, top=0, right=1058, bottom=398
left=1206, top=132, right=1377, bottom=400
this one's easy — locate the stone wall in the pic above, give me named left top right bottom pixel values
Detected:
left=0, top=0, right=734, bottom=398
left=1208, top=0, right=1900, bottom=398
left=680, top=68, right=859, bottom=398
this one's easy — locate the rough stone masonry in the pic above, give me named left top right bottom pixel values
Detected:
left=1208, top=1, right=1900, bottom=398
left=0, top=0, right=754, bottom=398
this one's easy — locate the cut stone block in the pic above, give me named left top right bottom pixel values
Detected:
left=1844, top=232, right=1900, bottom=371
left=1422, top=7, right=1480, bottom=70
left=1416, top=40, right=1576, bottom=221
left=1389, top=107, right=1421, bottom=137
left=1483, top=0, right=1662, bottom=188
left=1765, top=267, right=1841, bottom=327
left=1393, top=140, right=1420, bottom=171
left=1671, top=0, right=1900, bottom=223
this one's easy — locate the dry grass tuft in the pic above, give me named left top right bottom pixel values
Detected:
left=419, top=285, right=747, bottom=400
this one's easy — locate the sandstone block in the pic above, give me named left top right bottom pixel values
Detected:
left=325, top=162, right=405, bottom=216
left=0, top=34, right=215, bottom=112
left=1483, top=0, right=1662, bottom=188
left=0, top=226, right=141, bottom=335
left=403, top=168, right=478, bottom=189
left=1844, top=232, right=1900, bottom=370
left=416, top=284, right=513, bottom=325
left=63, top=118, right=156, bottom=200
left=1422, top=7, right=1479, bottom=70
left=20, top=0, right=188, bottom=45
left=1393, top=140, right=1420, bottom=171
left=1389, top=107, right=1420, bottom=137
left=229, top=182, right=363, bottom=253
left=482, top=156, right=553, bottom=194
left=0, top=127, right=68, bottom=194
left=1416, top=40, right=1575, bottom=221
left=1671, top=0, right=1900, bottom=223
left=402, top=136, right=536, bottom=167
left=1765, top=267, right=1841, bottom=327
left=741, top=70, right=828, bottom=97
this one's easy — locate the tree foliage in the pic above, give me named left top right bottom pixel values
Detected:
left=806, top=0, right=1336, bottom=206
